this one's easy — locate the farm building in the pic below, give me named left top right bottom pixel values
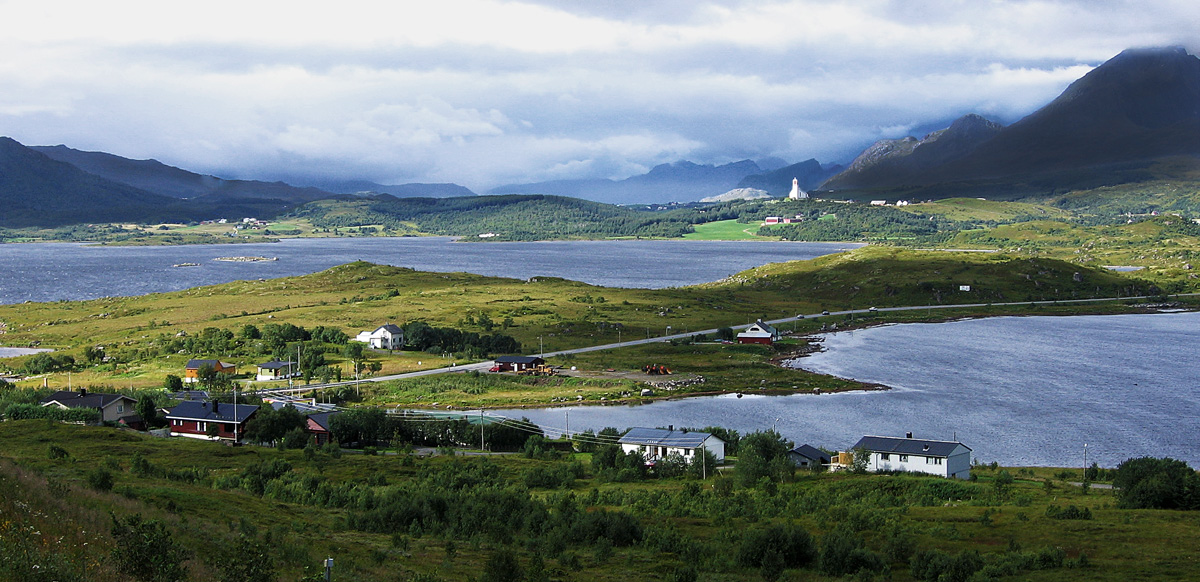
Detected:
left=492, top=355, right=545, bottom=372
left=255, top=360, right=298, bottom=381
left=355, top=324, right=404, bottom=350
left=788, top=444, right=832, bottom=468
left=184, top=359, right=236, bottom=383
left=618, top=427, right=725, bottom=463
left=736, top=319, right=778, bottom=345
left=40, top=389, right=140, bottom=426
left=850, top=434, right=972, bottom=479
left=165, top=400, right=259, bottom=442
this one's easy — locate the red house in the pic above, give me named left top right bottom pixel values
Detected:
left=736, top=319, right=779, bottom=345
left=165, top=400, right=258, bottom=442
left=306, top=411, right=337, bottom=446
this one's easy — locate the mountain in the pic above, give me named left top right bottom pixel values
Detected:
left=0, top=137, right=185, bottom=227
left=737, top=158, right=844, bottom=195
left=32, top=145, right=334, bottom=203
left=822, top=47, right=1200, bottom=197
left=699, top=188, right=772, bottom=203
left=490, top=159, right=764, bottom=204
left=292, top=179, right=476, bottom=198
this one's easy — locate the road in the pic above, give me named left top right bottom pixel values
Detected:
left=257, top=292, right=1189, bottom=396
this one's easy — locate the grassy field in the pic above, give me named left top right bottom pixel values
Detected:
left=0, top=420, right=1196, bottom=582
left=899, top=198, right=1071, bottom=222
left=0, top=247, right=1167, bottom=397
left=683, top=219, right=773, bottom=240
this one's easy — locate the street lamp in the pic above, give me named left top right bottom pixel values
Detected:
left=665, top=325, right=671, bottom=338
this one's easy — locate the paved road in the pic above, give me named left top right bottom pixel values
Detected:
left=257, top=292, right=1191, bottom=396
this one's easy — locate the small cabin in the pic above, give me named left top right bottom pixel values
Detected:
left=736, top=319, right=779, bottom=345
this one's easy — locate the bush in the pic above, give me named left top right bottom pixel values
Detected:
left=737, top=524, right=817, bottom=570
left=110, top=514, right=191, bottom=582
left=86, top=468, right=114, bottom=491
left=1114, top=456, right=1200, bottom=510
left=1045, top=504, right=1092, bottom=520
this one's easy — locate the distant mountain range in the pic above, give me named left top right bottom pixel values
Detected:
left=4, top=46, right=1199, bottom=226
left=821, top=46, right=1200, bottom=198
left=490, top=159, right=770, bottom=205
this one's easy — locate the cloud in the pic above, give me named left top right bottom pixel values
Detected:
left=0, top=0, right=1198, bottom=190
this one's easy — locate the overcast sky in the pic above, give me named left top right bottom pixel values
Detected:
left=1, top=1, right=1197, bottom=191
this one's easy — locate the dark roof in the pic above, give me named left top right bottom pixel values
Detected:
left=618, top=427, right=718, bottom=449
left=376, top=324, right=404, bottom=334
left=307, top=411, right=338, bottom=432
left=166, top=401, right=258, bottom=423
left=789, top=444, right=832, bottom=464
left=185, top=359, right=234, bottom=369
left=256, top=360, right=296, bottom=370
left=495, top=356, right=544, bottom=364
left=852, top=436, right=971, bottom=457
left=40, top=390, right=134, bottom=409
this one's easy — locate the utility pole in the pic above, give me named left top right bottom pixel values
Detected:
left=565, top=411, right=569, bottom=440
left=480, top=409, right=485, bottom=451
left=538, top=336, right=544, bottom=358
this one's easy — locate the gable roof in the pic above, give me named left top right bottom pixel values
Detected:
left=256, top=360, right=296, bottom=370
left=618, top=427, right=719, bottom=449
left=495, top=355, right=544, bottom=364
left=40, top=390, right=135, bottom=410
left=307, top=411, right=338, bottom=432
left=166, top=400, right=258, bottom=424
left=789, top=444, right=832, bottom=464
left=852, top=435, right=971, bottom=458
left=375, top=324, right=404, bottom=335
left=747, top=319, right=776, bottom=334
left=185, top=359, right=234, bottom=370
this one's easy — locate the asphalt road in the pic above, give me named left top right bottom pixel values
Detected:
left=257, top=292, right=1188, bottom=396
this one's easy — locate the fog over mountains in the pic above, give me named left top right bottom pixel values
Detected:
left=3, top=46, right=1200, bottom=227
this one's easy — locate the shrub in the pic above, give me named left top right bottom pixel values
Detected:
left=1045, top=504, right=1092, bottom=520
left=111, top=514, right=191, bottom=582
left=86, top=468, right=114, bottom=491
left=1114, top=456, right=1200, bottom=510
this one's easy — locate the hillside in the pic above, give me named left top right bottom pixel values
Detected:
left=32, top=144, right=335, bottom=203
left=822, top=47, right=1200, bottom=199
left=287, top=194, right=704, bottom=240
left=0, top=137, right=187, bottom=227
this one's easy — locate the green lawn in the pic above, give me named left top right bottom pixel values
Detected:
left=683, top=219, right=772, bottom=240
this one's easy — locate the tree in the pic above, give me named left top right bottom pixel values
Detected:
left=163, top=374, right=184, bottom=392
left=136, top=394, right=161, bottom=429
left=851, top=447, right=871, bottom=474
left=244, top=404, right=306, bottom=445
left=716, top=327, right=736, bottom=342
left=736, top=430, right=794, bottom=486
left=1114, top=456, right=1200, bottom=510
left=343, top=342, right=367, bottom=376
left=110, top=514, right=191, bottom=582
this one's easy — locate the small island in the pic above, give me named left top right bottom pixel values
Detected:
left=212, top=256, right=277, bottom=262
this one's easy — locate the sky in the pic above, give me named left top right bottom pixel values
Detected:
left=1, top=0, right=1198, bottom=192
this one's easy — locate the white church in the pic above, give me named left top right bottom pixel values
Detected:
left=788, top=177, right=809, bottom=200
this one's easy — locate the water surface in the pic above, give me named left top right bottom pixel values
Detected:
left=492, top=312, right=1200, bottom=467
left=0, top=238, right=859, bottom=304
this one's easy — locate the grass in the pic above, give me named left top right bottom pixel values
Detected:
left=900, top=197, right=1070, bottom=222
left=0, top=246, right=1172, bottom=396
left=683, top=219, right=772, bottom=240
left=1, top=420, right=1198, bottom=581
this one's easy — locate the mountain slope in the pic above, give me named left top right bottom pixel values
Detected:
left=490, top=160, right=764, bottom=204
left=292, top=180, right=476, bottom=198
left=0, top=137, right=187, bottom=227
left=32, top=145, right=333, bottom=203
left=737, top=158, right=843, bottom=195
left=823, top=47, right=1200, bottom=197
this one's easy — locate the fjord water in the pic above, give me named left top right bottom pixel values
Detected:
left=0, top=238, right=861, bottom=304
left=495, top=313, right=1200, bottom=467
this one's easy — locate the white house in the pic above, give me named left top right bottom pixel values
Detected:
left=736, top=319, right=779, bottom=345
left=355, top=324, right=404, bottom=350
left=618, top=427, right=725, bottom=463
left=851, top=434, right=972, bottom=479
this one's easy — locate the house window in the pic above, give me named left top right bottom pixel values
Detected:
left=930, top=457, right=943, bottom=465
left=899, top=455, right=909, bottom=462
left=880, top=453, right=890, bottom=460
left=117, top=404, right=124, bottom=413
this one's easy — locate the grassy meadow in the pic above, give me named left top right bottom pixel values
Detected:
left=0, top=246, right=1167, bottom=399
left=1, top=420, right=1197, bottom=582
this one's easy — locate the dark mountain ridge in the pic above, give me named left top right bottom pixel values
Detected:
left=822, top=46, right=1200, bottom=197
left=737, top=158, right=843, bottom=195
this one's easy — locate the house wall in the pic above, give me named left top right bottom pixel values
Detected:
left=100, top=400, right=132, bottom=422
left=737, top=336, right=772, bottom=345
left=947, top=450, right=971, bottom=479
left=168, top=418, right=245, bottom=441
left=702, top=435, right=726, bottom=461
left=869, top=451, right=960, bottom=478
